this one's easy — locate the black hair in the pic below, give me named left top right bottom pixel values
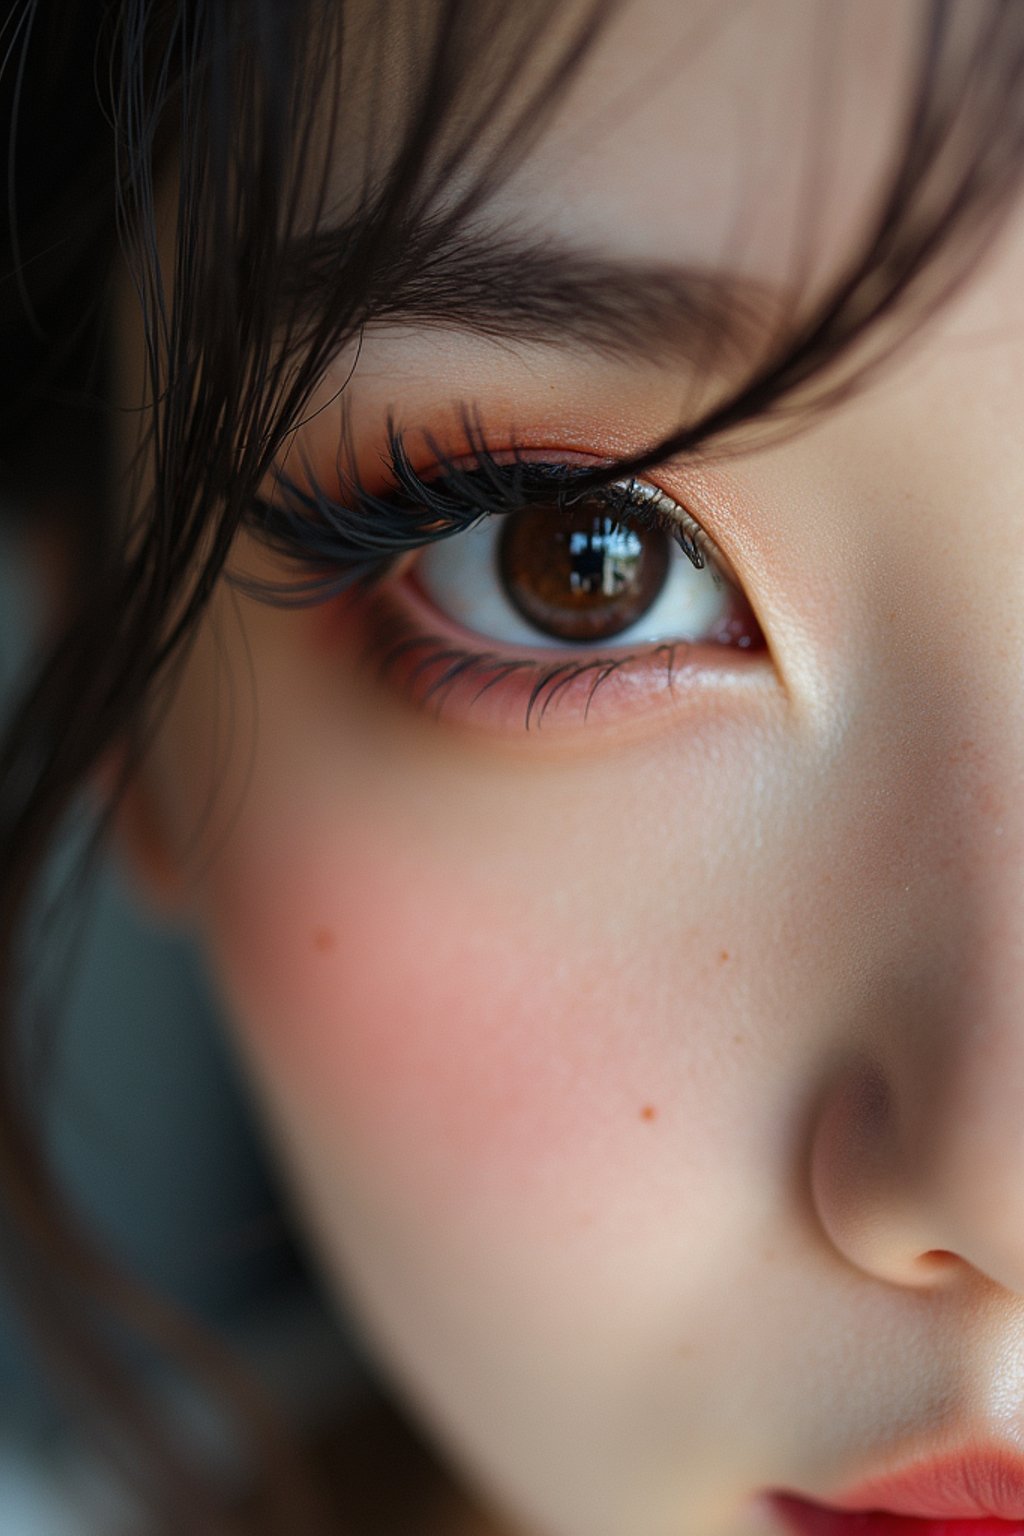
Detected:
left=3, top=2, right=1024, bottom=1533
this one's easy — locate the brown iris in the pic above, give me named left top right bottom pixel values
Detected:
left=498, top=501, right=671, bottom=643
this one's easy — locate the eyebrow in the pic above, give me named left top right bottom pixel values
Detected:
left=278, top=220, right=790, bottom=374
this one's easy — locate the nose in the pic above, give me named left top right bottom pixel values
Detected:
left=808, top=751, right=1024, bottom=1298
left=809, top=1047, right=1024, bottom=1294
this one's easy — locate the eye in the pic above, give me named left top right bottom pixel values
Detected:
left=237, top=446, right=769, bottom=732
left=411, top=481, right=757, bottom=652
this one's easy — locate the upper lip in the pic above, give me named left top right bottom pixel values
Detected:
left=780, top=1446, right=1024, bottom=1521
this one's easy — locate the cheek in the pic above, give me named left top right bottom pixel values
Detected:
left=211, top=831, right=630, bottom=1204
left=160, top=592, right=802, bottom=1293
left=145, top=591, right=764, bottom=1264
left=197, top=798, right=742, bottom=1257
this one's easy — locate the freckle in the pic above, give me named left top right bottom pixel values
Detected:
left=979, top=782, right=1004, bottom=820
left=312, top=926, right=336, bottom=954
left=732, top=1034, right=745, bottom=1046
left=718, top=949, right=729, bottom=964
left=640, top=1104, right=658, bottom=1122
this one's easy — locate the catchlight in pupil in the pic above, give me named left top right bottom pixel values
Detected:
left=499, top=502, right=671, bottom=643
left=568, top=520, right=644, bottom=596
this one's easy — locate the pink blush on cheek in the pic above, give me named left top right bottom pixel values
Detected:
left=203, top=828, right=676, bottom=1239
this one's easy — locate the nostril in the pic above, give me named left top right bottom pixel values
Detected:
left=810, top=1064, right=974, bottom=1290
left=919, top=1249, right=959, bottom=1270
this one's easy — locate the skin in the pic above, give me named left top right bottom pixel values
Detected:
left=109, top=2, right=1024, bottom=1533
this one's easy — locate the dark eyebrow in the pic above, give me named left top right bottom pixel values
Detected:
left=277, top=220, right=791, bottom=374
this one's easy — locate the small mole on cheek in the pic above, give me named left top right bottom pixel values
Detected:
left=312, top=926, right=336, bottom=954
left=640, top=1104, right=658, bottom=1122
left=718, top=949, right=729, bottom=964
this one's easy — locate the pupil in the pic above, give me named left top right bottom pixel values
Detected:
left=498, top=500, right=670, bottom=643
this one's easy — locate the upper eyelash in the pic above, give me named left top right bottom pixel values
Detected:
left=233, top=421, right=722, bottom=608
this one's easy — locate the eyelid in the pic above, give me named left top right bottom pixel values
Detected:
left=384, top=422, right=746, bottom=597
left=237, top=428, right=740, bottom=610
left=357, top=578, right=770, bottom=739
left=397, top=456, right=726, bottom=571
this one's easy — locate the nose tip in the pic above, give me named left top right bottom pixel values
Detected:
left=808, top=1055, right=1024, bottom=1296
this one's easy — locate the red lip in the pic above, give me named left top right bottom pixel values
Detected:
left=768, top=1450, right=1024, bottom=1533
left=769, top=1495, right=1024, bottom=1534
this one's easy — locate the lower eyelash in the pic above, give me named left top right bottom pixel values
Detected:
left=356, top=587, right=682, bottom=730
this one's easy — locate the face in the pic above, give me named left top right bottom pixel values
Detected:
left=114, top=3, right=1024, bottom=1534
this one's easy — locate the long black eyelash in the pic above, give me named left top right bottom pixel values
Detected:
left=230, top=412, right=719, bottom=607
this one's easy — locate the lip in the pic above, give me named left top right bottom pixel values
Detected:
left=768, top=1493, right=1024, bottom=1534
left=767, top=1450, right=1024, bottom=1533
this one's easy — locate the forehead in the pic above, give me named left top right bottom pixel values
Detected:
left=467, top=0, right=920, bottom=282
left=274, top=0, right=936, bottom=466
left=156, top=0, right=1024, bottom=502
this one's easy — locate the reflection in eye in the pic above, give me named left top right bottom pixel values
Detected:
left=412, top=482, right=749, bottom=651
left=502, top=506, right=670, bottom=642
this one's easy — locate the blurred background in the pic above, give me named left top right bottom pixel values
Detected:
left=0, top=525, right=364, bottom=1533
